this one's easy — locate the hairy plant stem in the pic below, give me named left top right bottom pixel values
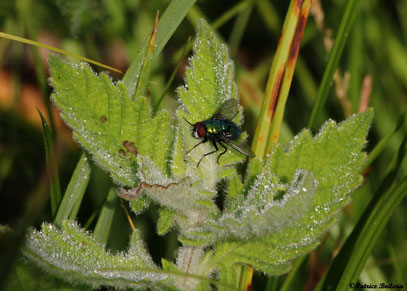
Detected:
left=177, top=246, right=205, bottom=290
left=175, top=210, right=207, bottom=290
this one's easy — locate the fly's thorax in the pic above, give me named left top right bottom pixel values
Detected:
left=204, top=119, right=240, bottom=140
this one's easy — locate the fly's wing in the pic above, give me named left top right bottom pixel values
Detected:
left=212, top=98, right=239, bottom=120
left=224, top=139, right=255, bottom=158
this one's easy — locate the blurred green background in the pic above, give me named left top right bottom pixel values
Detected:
left=0, top=0, right=406, bottom=289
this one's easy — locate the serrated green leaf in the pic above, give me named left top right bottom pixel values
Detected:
left=227, top=173, right=243, bottom=201
left=171, top=19, right=250, bottom=183
left=49, top=54, right=173, bottom=187
left=194, top=110, right=372, bottom=275
left=119, top=20, right=253, bottom=238
left=184, top=170, right=317, bottom=243
left=157, top=208, right=176, bottom=235
left=266, top=109, right=373, bottom=222
left=212, top=235, right=318, bottom=276
left=129, top=194, right=151, bottom=214
left=178, top=20, right=237, bottom=121
left=226, top=157, right=264, bottom=210
left=23, top=221, right=171, bottom=290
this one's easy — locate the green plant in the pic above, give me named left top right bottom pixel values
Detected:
left=17, top=19, right=374, bottom=290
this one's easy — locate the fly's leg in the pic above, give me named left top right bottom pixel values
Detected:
left=216, top=141, right=228, bottom=164
left=197, top=140, right=219, bottom=167
left=185, top=138, right=207, bottom=156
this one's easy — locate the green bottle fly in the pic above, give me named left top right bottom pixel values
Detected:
left=184, top=99, right=255, bottom=167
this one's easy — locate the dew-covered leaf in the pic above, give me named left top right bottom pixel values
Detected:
left=227, top=174, right=243, bottom=201
left=157, top=208, right=176, bottom=235
left=120, top=19, right=253, bottom=236
left=184, top=170, right=317, bottom=244
left=171, top=19, right=250, bottom=192
left=23, top=221, right=173, bottom=290
left=265, top=109, right=374, bottom=230
left=177, top=19, right=238, bottom=122
left=190, top=110, right=373, bottom=274
left=212, top=234, right=319, bottom=276
left=49, top=54, right=173, bottom=187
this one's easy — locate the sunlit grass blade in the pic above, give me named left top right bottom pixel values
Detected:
left=362, top=112, right=406, bottom=172
left=251, top=0, right=311, bottom=158
left=0, top=32, right=122, bottom=74
left=238, top=265, right=253, bottom=291
left=123, top=0, right=197, bottom=97
left=93, top=187, right=118, bottom=244
left=241, top=0, right=311, bottom=285
left=54, top=154, right=91, bottom=228
left=307, top=0, right=360, bottom=130
left=255, top=0, right=319, bottom=109
left=316, top=136, right=407, bottom=291
left=132, top=11, right=159, bottom=101
left=37, top=109, right=61, bottom=218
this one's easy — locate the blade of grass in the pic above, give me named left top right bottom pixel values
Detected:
left=154, top=36, right=191, bottom=112
left=316, top=136, right=407, bottom=290
left=228, top=2, right=253, bottom=56
left=307, top=0, right=360, bottom=130
left=93, top=187, right=118, bottom=244
left=256, top=0, right=281, bottom=36
left=122, top=0, right=197, bottom=97
left=251, top=0, right=312, bottom=158
left=213, top=0, right=253, bottom=30
left=176, top=1, right=253, bottom=65
left=265, top=276, right=279, bottom=291
left=348, top=22, right=363, bottom=113
left=38, top=109, right=61, bottom=218
left=0, top=32, right=122, bottom=74
left=25, top=15, right=56, bottom=135
left=84, top=209, right=99, bottom=230
left=238, top=265, right=253, bottom=291
left=54, top=153, right=91, bottom=227
left=336, top=176, right=407, bottom=290
left=185, top=0, right=253, bottom=31
left=279, top=255, right=307, bottom=291
left=132, top=11, right=159, bottom=101
left=388, top=245, right=407, bottom=287
left=241, top=0, right=311, bottom=286
left=256, top=0, right=320, bottom=115
left=362, top=112, right=407, bottom=173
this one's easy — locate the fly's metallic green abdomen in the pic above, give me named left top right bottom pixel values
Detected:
left=203, top=119, right=240, bottom=141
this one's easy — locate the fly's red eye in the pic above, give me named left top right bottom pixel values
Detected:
left=192, top=123, right=206, bottom=139
left=197, top=125, right=206, bottom=138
